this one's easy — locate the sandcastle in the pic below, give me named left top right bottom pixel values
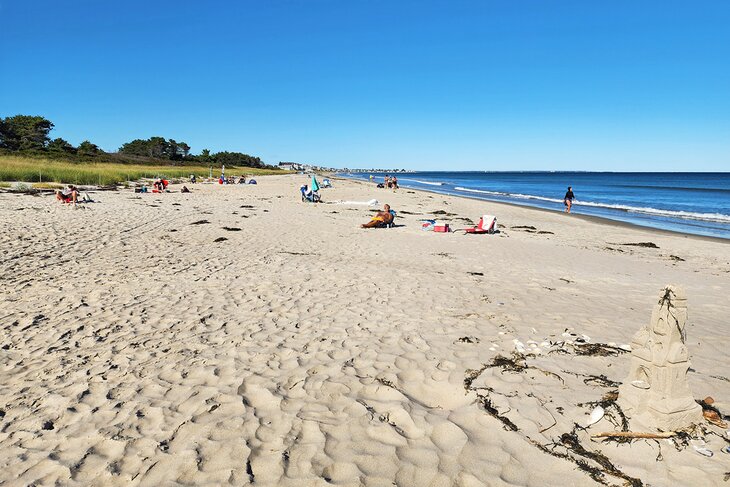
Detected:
left=617, top=285, right=703, bottom=431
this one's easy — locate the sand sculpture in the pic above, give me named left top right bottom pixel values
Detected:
left=618, top=285, right=703, bottom=431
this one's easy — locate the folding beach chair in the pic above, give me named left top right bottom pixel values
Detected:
left=464, top=215, right=497, bottom=234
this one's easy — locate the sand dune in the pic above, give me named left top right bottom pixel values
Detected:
left=1, top=176, right=728, bottom=486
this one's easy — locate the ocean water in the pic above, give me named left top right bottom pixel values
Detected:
left=339, top=172, right=730, bottom=239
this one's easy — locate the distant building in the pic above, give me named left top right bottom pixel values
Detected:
left=278, top=162, right=304, bottom=171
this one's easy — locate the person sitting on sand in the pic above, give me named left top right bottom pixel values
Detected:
left=56, top=185, right=79, bottom=205
left=181, top=186, right=191, bottom=193
left=391, top=176, right=398, bottom=190
left=564, top=186, right=575, bottom=213
left=361, top=204, right=394, bottom=228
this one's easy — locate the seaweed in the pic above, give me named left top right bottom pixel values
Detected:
left=466, top=356, right=641, bottom=485
left=550, top=430, right=644, bottom=487
left=619, top=242, right=659, bottom=249
left=571, top=343, right=629, bottom=357
left=669, top=255, right=685, bottom=262
left=583, top=375, right=621, bottom=388
left=489, top=353, right=528, bottom=373
left=476, top=394, right=519, bottom=431
left=578, top=390, right=630, bottom=435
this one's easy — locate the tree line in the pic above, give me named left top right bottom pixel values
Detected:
left=0, top=114, right=274, bottom=169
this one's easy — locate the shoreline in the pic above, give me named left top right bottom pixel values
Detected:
left=333, top=175, right=730, bottom=245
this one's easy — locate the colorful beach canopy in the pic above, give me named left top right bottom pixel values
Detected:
left=311, top=175, right=320, bottom=192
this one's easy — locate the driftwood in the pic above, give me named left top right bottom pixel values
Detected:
left=591, top=431, right=676, bottom=439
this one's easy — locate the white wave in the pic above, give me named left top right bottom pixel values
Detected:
left=401, top=178, right=444, bottom=186
left=453, top=187, right=730, bottom=224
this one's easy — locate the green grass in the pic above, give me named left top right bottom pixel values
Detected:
left=0, top=155, right=285, bottom=186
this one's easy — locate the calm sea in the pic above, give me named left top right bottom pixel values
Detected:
left=339, top=172, right=730, bottom=239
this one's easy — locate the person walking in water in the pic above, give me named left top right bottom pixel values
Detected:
left=564, top=186, right=575, bottom=213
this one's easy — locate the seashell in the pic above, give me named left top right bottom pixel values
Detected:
left=489, top=347, right=496, bottom=351
left=725, top=429, right=730, bottom=439
left=619, top=344, right=631, bottom=351
left=586, top=406, right=604, bottom=426
left=581, top=334, right=591, bottom=342
left=540, top=341, right=550, bottom=348
left=722, top=446, right=730, bottom=455
left=703, top=396, right=714, bottom=405
left=693, top=446, right=713, bottom=457
left=631, top=380, right=650, bottom=389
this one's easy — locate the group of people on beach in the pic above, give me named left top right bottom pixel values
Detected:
left=218, top=175, right=246, bottom=185
left=153, top=178, right=169, bottom=192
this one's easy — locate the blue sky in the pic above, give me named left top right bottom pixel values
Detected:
left=1, top=0, right=728, bottom=171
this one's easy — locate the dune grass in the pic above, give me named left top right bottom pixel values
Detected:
left=0, top=155, right=285, bottom=186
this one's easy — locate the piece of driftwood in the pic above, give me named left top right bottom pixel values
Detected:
left=592, top=431, right=676, bottom=439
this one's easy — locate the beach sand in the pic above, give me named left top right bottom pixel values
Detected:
left=1, top=175, right=729, bottom=486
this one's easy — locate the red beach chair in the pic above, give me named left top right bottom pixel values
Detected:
left=464, top=215, right=497, bottom=234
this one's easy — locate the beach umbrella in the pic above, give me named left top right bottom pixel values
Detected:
left=311, top=175, right=320, bottom=193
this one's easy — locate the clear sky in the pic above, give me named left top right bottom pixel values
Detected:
left=1, top=0, right=728, bottom=171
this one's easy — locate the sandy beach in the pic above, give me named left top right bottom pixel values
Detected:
left=1, top=175, right=729, bottom=486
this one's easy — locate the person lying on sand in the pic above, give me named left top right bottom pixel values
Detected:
left=361, top=204, right=394, bottom=228
left=56, top=185, right=79, bottom=205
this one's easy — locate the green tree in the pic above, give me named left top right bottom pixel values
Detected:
left=48, top=137, right=76, bottom=154
left=178, top=142, right=191, bottom=158
left=77, top=140, right=101, bottom=155
left=118, top=138, right=150, bottom=157
left=213, top=151, right=268, bottom=168
left=0, top=115, right=54, bottom=151
left=119, top=136, right=192, bottom=161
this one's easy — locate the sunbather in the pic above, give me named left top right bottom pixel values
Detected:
left=361, top=204, right=394, bottom=228
left=56, top=185, right=79, bottom=205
